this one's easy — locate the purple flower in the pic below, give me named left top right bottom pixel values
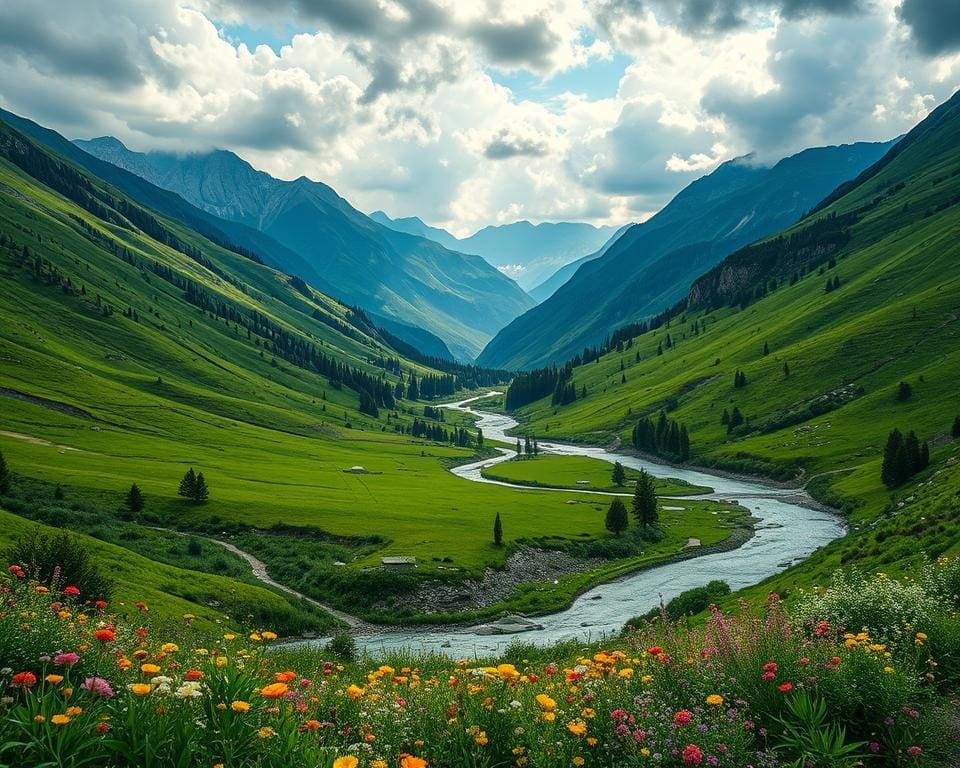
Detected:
left=869, top=742, right=880, bottom=753
left=81, top=676, right=114, bottom=698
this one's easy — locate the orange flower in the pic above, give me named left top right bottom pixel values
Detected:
left=184, top=670, right=203, bottom=681
left=93, top=629, right=116, bottom=643
left=304, top=719, right=321, bottom=731
left=129, top=684, right=152, bottom=697
left=45, top=674, right=64, bottom=685
left=51, top=714, right=71, bottom=726
left=274, top=671, right=297, bottom=683
left=332, top=757, right=358, bottom=768
left=230, top=700, right=250, bottom=713
left=400, top=756, right=427, bottom=768
left=567, top=720, right=587, bottom=737
left=259, top=683, right=289, bottom=699
left=140, top=664, right=161, bottom=675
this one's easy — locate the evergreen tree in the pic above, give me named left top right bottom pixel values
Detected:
left=493, top=512, right=503, bottom=547
left=533, top=439, right=540, bottom=456
left=679, top=425, right=690, bottom=462
left=734, top=369, right=747, bottom=388
left=611, top=461, right=626, bottom=486
left=896, top=381, right=912, bottom=401
left=193, top=472, right=209, bottom=503
left=721, top=408, right=730, bottom=426
left=476, top=428, right=483, bottom=448
left=631, top=470, right=658, bottom=528
left=0, top=450, right=9, bottom=494
left=919, top=442, right=930, bottom=471
left=727, top=407, right=744, bottom=433
left=516, top=439, right=522, bottom=455
left=904, top=431, right=921, bottom=475
left=178, top=468, right=197, bottom=499
left=524, top=435, right=532, bottom=456
left=605, top=498, right=628, bottom=537
left=125, top=483, right=144, bottom=514
left=953, top=416, right=960, bottom=438
left=881, top=429, right=905, bottom=488
left=783, top=362, right=790, bottom=378
left=763, top=342, right=769, bottom=356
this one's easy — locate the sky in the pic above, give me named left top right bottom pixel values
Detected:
left=0, top=1, right=958, bottom=237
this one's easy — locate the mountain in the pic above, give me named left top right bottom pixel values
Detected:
left=502, top=88, right=960, bottom=588
left=73, top=137, right=534, bottom=361
left=477, top=140, right=896, bottom=369
left=528, top=225, right=631, bottom=302
left=371, top=211, right=620, bottom=291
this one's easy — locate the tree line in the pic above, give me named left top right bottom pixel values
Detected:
left=631, top=411, right=691, bottom=462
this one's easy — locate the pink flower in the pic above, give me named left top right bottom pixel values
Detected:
left=81, top=676, right=114, bottom=698
left=683, top=744, right=704, bottom=765
left=54, top=652, right=80, bottom=666
left=778, top=682, right=794, bottom=693
left=673, top=710, right=693, bottom=726
left=907, top=746, right=923, bottom=757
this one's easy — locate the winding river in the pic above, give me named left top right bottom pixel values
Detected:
left=350, top=394, right=844, bottom=658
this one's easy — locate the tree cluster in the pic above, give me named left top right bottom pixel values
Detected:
left=881, top=428, right=930, bottom=488
left=631, top=411, right=690, bottom=461
left=178, top=468, right=209, bottom=503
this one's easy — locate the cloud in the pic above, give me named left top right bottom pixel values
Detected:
left=468, top=16, right=561, bottom=70
left=897, top=0, right=960, bottom=56
left=483, top=127, right=551, bottom=159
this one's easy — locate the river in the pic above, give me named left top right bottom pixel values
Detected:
left=351, top=394, right=844, bottom=658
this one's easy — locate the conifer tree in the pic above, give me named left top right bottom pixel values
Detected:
left=0, top=449, right=9, bottom=495
left=605, top=498, right=628, bottom=537
left=611, top=461, right=626, bottom=486
left=193, top=472, right=209, bottom=502
left=953, top=416, right=960, bottom=438
left=783, top=362, right=790, bottom=378
left=178, top=468, right=197, bottom=499
left=632, top=470, right=658, bottom=528
left=516, top=439, right=522, bottom=455
left=721, top=408, right=730, bottom=426
left=896, top=381, right=912, bottom=401
left=763, top=342, right=769, bottom=356
left=881, top=429, right=905, bottom=488
left=493, top=512, right=503, bottom=547
left=125, top=483, right=144, bottom=514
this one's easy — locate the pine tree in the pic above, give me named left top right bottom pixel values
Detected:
left=493, top=512, right=503, bottom=547
left=783, top=362, right=790, bottom=378
left=605, top=498, right=628, bottom=537
left=721, top=409, right=730, bottom=426
left=515, top=439, right=522, bottom=455
left=477, top=428, right=484, bottom=448
left=524, top=436, right=532, bottom=456
left=728, top=407, right=744, bottom=433
left=0, top=450, right=9, bottom=494
left=193, top=472, right=209, bottom=502
left=632, top=470, right=658, bottom=528
left=881, top=429, right=905, bottom=488
left=679, top=425, right=690, bottom=462
left=611, top=461, right=626, bottom=486
left=953, top=416, right=960, bottom=438
left=533, top=439, right=539, bottom=456
left=763, top=342, right=769, bottom=356
left=178, top=468, right=197, bottom=499
left=126, top=483, right=145, bottom=514
left=896, top=381, right=912, bottom=401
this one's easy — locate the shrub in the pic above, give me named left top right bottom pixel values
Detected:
left=5, top=531, right=113, bottom=602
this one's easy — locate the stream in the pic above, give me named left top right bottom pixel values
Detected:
left=342, top=394, right=844, bottom=657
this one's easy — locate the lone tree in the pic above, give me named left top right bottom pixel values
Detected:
left=611, top=461, right=626, bottom=486
left=896, top=381, right=912, bottom=401
left=125, top=483, right=145, bottom=515
left=632, top=469, right=658, bottom=528
left=178, top=468, right=197, bottom=499
left=493, top=512, right=503, bottom=547
left=0, top=449, right=9, bottom=494
left=605, top=498, right=628, bottom=537
left=952, top=416, right=960, bottom=438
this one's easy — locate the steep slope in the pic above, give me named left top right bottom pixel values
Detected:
left=74, top=137, right=534, bottom=361
left=371, top=210, right=620, bottom=291
left=528, top=224, right=631, bottom=302
left=505, top=89, right=960, bottom=565
left=478, top=140, right=896, bottom=369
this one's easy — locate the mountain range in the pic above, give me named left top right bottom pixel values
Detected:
left=477, top=139, right=897, bottom=369
left=71, top=136, right=534, bottom=361
left=370, top=211, right=620, bottom=291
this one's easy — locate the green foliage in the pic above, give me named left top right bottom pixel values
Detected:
left=493, top=512, right=503, bottom=547
left=604, top=497, right=628, bottom=537
left=881, top=428, right=929, bottom=488
left=642, top=580, right=731, bottom=622
left=631, top=469, right=658, bottom=528
left=0, top=449, right=8, bottom=495
left=774, top=692, right=865, bottom=767
left=896, top=380, right=913, bottom=401
left=5, top=530, right=114, bottom=602
left=611, top=460, right=626, bottom=486
left=125, top=483, right=144, bottom=514
left=325, top=630, right=358, bottom=662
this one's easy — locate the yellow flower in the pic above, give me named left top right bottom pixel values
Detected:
left=65, top=707, right=83, bottom=716
left=257, top=726, right=276, bottom=739
left=34, top=715, right=45, bottom=723
left=223, top=634, right=236, bottom=641
left=543, top=712, right=556, bottom=722
left=161, top=643, right=179, bottom=653
left=618, top=668, right=634, bottom=679
left=129, top=684, right=153, bottom=697
left=567, top=720, right=587, bottom=737
left=249, top=633, right=262, bottom=642
left=333, top=757, right=359, bottom=768
left=45, top=674, right=64, bottom=684
left=573, top=758, right=585, bottom=767
left=706, top=694, right=724, bottom=706
left=140, top=663, right=161, bottom=675
left=641, top=748, right=651, bottom=757
left=535, top=694, right=557, bottom=712
left=51, top=714, right=71, bottom=726
left=497, top=664, right=519, bottom=682
left=215, top=656, right=228, bottom=668
left=346, top=684, right=364, bottom=699
left=641, top=675, right=653, bottom=684
left=371, top=761, right=388, bottom=768
left=262, top=631, right=278, bottom=641
left=475, top=731, right=488, bottom=746
left=230, top=700, right=250, bottom=712
left=587, top=738, right=598, bottom=747
left=884, top=666, right=895, bottom=674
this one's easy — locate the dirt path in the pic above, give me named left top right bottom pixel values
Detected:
left=0, top=430, right=81, bottom=451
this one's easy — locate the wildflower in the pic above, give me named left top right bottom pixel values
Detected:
left=34, top=715, right=45, bottom=723
left=346, top=684, right=364, bottom=699
left=93, top=629, right=116, bottom=643
left=647, top=646, right=663, bottom=656
left=673, top=710, right=693, bottom=726
left=304, top=719, right=321, bottom=731
left=778, top=682, right=794, bottom=693
left=11, top=671, right=37, bottom=689
left=230, top=700, right=250, bottom=712
left=65, top=707, right=82, bottom=716
left=63, top=586, right=81, bottom=596
left=45, top=674, right=64, bottom=685
left=94, top=600, right=107, bottom=610
left=333, top=758, right=358, bottom=768
left=497, top=664, right=520, bottom=682
left=80, top=677, right=114, bottom=698
left=573, top=758, right=585, bottom=766
left=907, top=746, right=923, bottom=757
left=95, top=722, right=110, bottom=734
left=184, top=670, right=203, bottom=681
left=175, top=682, right=203, bottom=699
left=682, top=744, right=703, bottom=765
left=257, top=726, right=276, bottom=739
left=260, top=683, right=289, bottom=699
left=705, top=694, right=724, bottom=706
left=51, top=714, right=71, bottom=726
left=400, top=757, right=427, bottom=768
left=129, top=684, right=153, bottom=697
left=261, top=631, right=278, bottom=641
left=161, top=643, right=179, bottom=653
left=536, top=693, right=557, bottom=711
left=567, top=720, right=587, bottom=736
left=141, top=663, right=162, bottom=675
left=275, top=671, right=297, bottom=683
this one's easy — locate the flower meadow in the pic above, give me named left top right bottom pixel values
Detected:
left=2, top=559, right=959, bottom=767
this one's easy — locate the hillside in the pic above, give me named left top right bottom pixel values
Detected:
left=528, top=224, right=631, bottom=302
left=478, top=140, right=896, bottom=369
left=371, top=210, right=620, bottom=290
left=504, top=89, right=960, bottom=581
left=72, top=135, right=534, bottom=361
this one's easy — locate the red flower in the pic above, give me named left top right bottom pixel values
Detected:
left=93, top=628, right=116, bottom=643
left=184, top=670, right=203, bottom=681
left=673, top=710, right=693, bottom=726
left=94, top=600, right=107, bottom=610
left=762, top=662, right=778, bottom=673
left=95, top=723, right=111, bottom=734
left=647, top=646, right=663, bottom=656
left=682, top=744, right=703, bottom=765
left=11, top=671, right=37, bottom=689
left=7, top=565, right=24, bottom=578
left=135, top=602, right=147, bottom=612
left=63, top=586, right=81, bottom=596
left=778, top=682, right=794, bottom=693
left=829, top=656, right=841, bottom=666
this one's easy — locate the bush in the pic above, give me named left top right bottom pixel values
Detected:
left=642, top=580, right=732, bottom=622
left=5, top=531, right=114, bottom=602
left=325, top=630, right=357, bottom=662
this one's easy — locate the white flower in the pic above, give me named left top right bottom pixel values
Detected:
left=175, top=681, right=203, bottom=699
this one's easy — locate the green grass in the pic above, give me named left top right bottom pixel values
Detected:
left=481, top=454, right=711, bottom=495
